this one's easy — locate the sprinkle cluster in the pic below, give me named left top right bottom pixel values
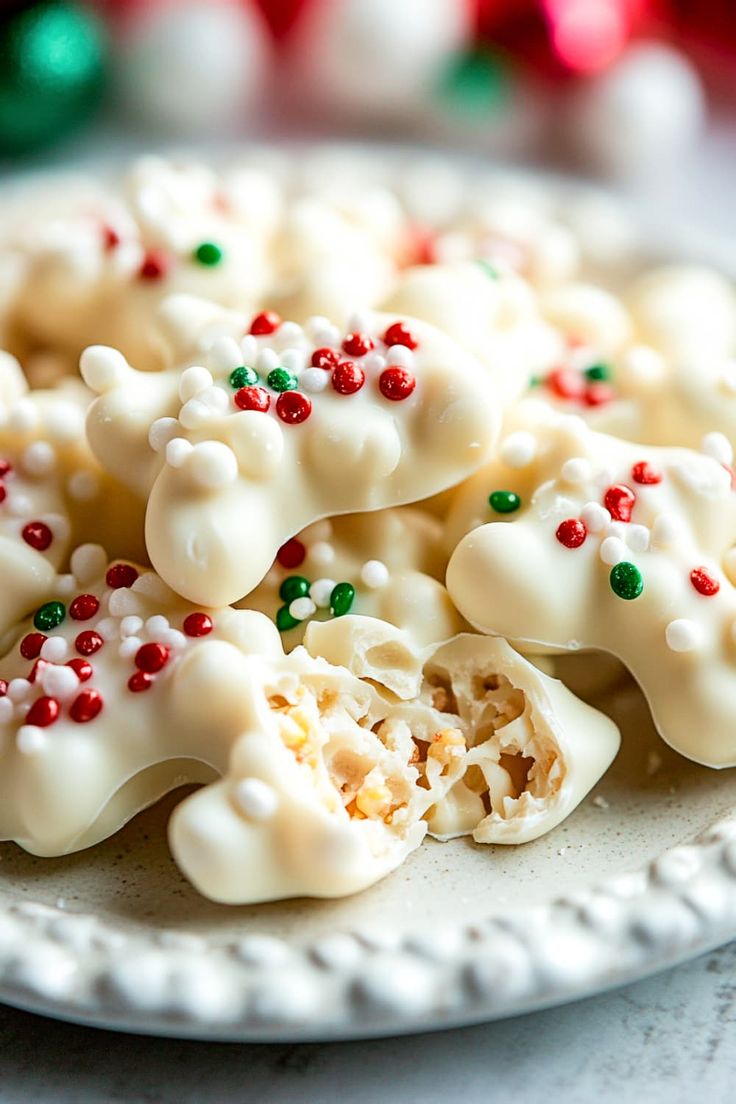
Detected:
left=534, top=350, right=616, bottom=409
left=272, top=538, right=389, bottom=633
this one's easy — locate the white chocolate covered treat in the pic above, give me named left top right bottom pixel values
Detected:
left=240, top=508, right=463, bottom=650
left=82, top=300, right=499, bottom=606
left=625, top=265, right=736, bottom=362
left=304, top=619, right=619, bottom=845
left=446, top=404, right=736, bottom=768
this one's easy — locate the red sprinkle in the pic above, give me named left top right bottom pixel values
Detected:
left=249, top=310, right=280, bottom=336
left=69, top=689, right=103, bottom=723
left=234, top=385, right=270, bottom=413
left=22, top=521, right=53, bottom=552
left=139, top=250, right=169, bottom=281
left=66, top=658, right=93, bottom=682
left=277, top=538, right=306, bottom=569
left=342, top=332, right=375, bottom=357
left=379, top=366, right=416, bottom=402
left=135, top=642, right=170, bottom=674
left=383, top=322, right=418, bottom=350
left=128, top=671, right=153, bottom=693
left=28, top=659, right=46, bottom=684
left=331, top=360, right=365, bottom=395
left=0, top=459, right=13, bottom=477
left=311, top=347, right=340, bottom=371
left=631, top=461, right=662, bottom=485
left=106, top=563, right=139, bottom=589
left=276, top=391, right=312, bottom=424
left=584, top=383, right=616, bottom=407
left=556, top=518, right=587, bottom=549
left=0, top=485, right=6, bottom=504
left=75, top=630, right=103, bottom=656
left=690, top=567, right=720, bottom=597
left=102, top=225, right=120, bottom=251
left=69, top=594, right=100, bottom=621
left=0, top=680, right=7, bottom=697
left=547, top=367, right=585, bottom=402
left=20, top=633, right=46, bottom=660
left=183, top=612, right=213, bottom=637
left=604, top=484, right=636, bottom=523
left=26, top=696, right=59, bottom=727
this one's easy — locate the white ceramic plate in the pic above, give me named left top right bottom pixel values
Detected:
left=0, top=147, right=735, bottom=1042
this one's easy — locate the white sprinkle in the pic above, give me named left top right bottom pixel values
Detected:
left=239, top=335, right=258, bottom=364
left=119, top=636, right=142, bottom=659
left=607, top=520, right=627, bottom=542
left=501, top=431, right=537, bottom=470
left=360, top=560, right=389, bottom=588
left=166, top=438, right=194, bottom=468
left=7, top=679, right=32, bottom=702
left=0, top=698, right=12, bottom=723
left=188, top=441, right=239, bottom=489
left=132, top=573, right=176, bottom=604
left=207, top=337, right=242, bottom=375
left=108, top=589, right=141, bottom=618
left=310, top=578, right=337, bottom=608
left=5, top=493, right=31, bottom=517
left=257, top=348, right=279, bottom=374
left=346, top=311, right=371, bottom=334
left=305, top=318, right=340, bottom=348
left=665, top=619, right=701, bottom=652
left=385, top=345, right=414, bottom=369
left=55, top=574, right=76, bottom=597
left=580, top=502, right=610, bottom=533
left=599, top=536, right=627, bottom=565
left=276, top=322, right=304, bottom=347
left=8, top=399, right=39, bottom=432
left=281, top=348, right=307, bottom=374
left=651, top=513, right=682, bottom=548
left=40, top=636, right=68, bottom=662
left=95, top=617, right=119, bottom=641
left=145, top=615, right=170, bottom=636
left=592, top=795, right=610, bottom=809
left=149, top=417, right=179, bottom=454
left=21, top=441, right=55, bottom=476
left=159, top=628, right=186, bottom=650
left=16, top=726, right=46, bottom=755
left=71, top=544, right=107, bottom=584
left=233, top=778, right=279, bottom=821
left=67, top=470, right=100, bottom=501
left=362, top=352, right=386, bottom=374
left=120, top=615, right=143, bottom=638
left=289, top=597, right=316, bottom=621
left=626, top=524, right=650, bottom=552
left=178, top=397, right=212, bottom=430
left=300, top=367, right=329, bottom=393
left=40, top=664, right=79, bottom=701
left=561, top=457, right=591, bottom=484
left=701, top=431, right=733, bottom=467
left=310, top=541, right=335, bottom=567
left=179, top=366, right=213, bottom=404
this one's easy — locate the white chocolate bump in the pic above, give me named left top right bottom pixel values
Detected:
left=501, top=432, right=537, bottom=469
left=188, top=442, right=239, bottom=489
left=599, top=537, right=627, bottom=566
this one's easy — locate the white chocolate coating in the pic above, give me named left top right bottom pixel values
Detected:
left=82, top=301, right=499, bottom=605
left=446, top=404, right=736, bottom=768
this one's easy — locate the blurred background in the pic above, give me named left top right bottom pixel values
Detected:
left=0, top=0, right=733, bottom=228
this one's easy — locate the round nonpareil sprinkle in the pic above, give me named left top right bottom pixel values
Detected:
left=183, top=613, right=213, bottom=637
left=279, top=576, right=310, bottom=604
left=276, top=391, right=311, bottom=424
left=66, top=658, right=93, bottom=682
left=139, top=250, right=169, bottom=281
left=229, top=366, right=258, bottom=389
left=135, top=642, right=170, bottom=674
left=193, top=241, right=223, bottom=266
left=379, top=366, right=416, bottom=401
left=69, top=688, right=103, bottom=723
left=75, top=630, right=103, bottom=656
left=311, top=347, right=340, bottom=371
left=382, top=322, right=418, bottom=350
left=330, top=582, right=355, bottom=617
left=631, top=461, right=662, bottom=485
left=128, top=671, right=153, bottom=693
left=556, top=518, right=587, bottom=549
left=234, top=385, right=270, bottom=412
left=666, top=619, right=700, bottom=652
left=34, top=601, right=65, bottom=632
left=276, top=605, right=300, bottom=633
left=342, top=332, right=375, bottom=357
left=69, top=594, right=100, bottom=621
left=603, top=484, right=635, bottom=522
left=249, top=311, right=281, bottom=336
left=609, top=561, right=643, bottom=600
left=20, top=633, right=46, bottom=660
left=267, top=367, right=298, bottom=393
left=106, top=564, right=139, bottom=589
left=489, top=490, right=521, bottom=514
left=26, top=696, right=60, bottom=727
left=22, top=521, right=53, bottom=552
left=289, top=596, right=316, bottom=621
left=690, top=566, right=720, bottom=596
left=331, top=361, right=365, bottom=395
left=360, top=560, right=389, bottom=588
left=277, top=539, right=306, bottom=569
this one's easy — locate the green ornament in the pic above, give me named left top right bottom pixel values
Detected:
left=585, top=363, right=612, bottom=382
left=229, top=366, right=258, bottom=389
left=330, top=582, right=355, bottom=618
left=279, top=576, right=310, bottom=604
left=0, top=1, right=107, bottom=155
left=609, top=562, right=643, bottom=601
left=276, top=605, right=300, bottom=633
left=194, top=241, right=224, bottom=267
left=34, top=600, right=66, bottom=631
left=489, top=490, right=521, bottom=514
left=267, top=367, right=298, bottom=393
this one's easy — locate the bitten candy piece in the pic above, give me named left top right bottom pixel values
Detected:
left=446, top=404, right=736, bottom=768
left=82, top=299, right=499, bottom=606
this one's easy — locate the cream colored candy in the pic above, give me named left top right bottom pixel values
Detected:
left=446, top=404, right=736, bottom=768
left=82, top=300, right=499, bottom=606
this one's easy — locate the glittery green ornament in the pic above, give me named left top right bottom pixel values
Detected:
left=194, top=242, right=224, bottom=267
left=489, top=490, right=521, bottom=514
left=0, top=1, right=107, bottom=154
left=267, top=368, right=298, bottom=393
left=609, top=562, right=643, bottom=601
left=229, top=366, right=258, bottom=389
left=330, top=582, right=355, bottom=617
left=34, top=600, right=66, bottom=631
left=279, top=576, right=310, bottom=604
left=276, top=605, right=300, bottom=633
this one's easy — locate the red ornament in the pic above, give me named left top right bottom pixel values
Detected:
left=584, top=382, right=616, bottom=407
left=556, top=518, right=587, bottom=548
left=69, top=688, right=103, bottom=723
left=69, top=594, right=100, bottom=621
left=342, top=332, right=375, bottom=357
left=604, top=484, right=636, bottom=522
left=311, top=347, right=340, bottom=371
left=75, top=630, right=103, bottom=656
left=277, top=538, right=306, bottom=568
left=276, top=391, right=312, bottom=424
left=128, top=671, right=153, bottom=693
left=235, top=386, right=271, bottom=413
left=547, top=367, right=585, bottom=401
left=249, top=310, right=281, bottom=336
left=331, top=361, right=365, bottom=395
left=690, top=567, right=720, bottom=597
left=135, top=642, right=170, bottom=674
left=139, top=250, right=169, bottom=281
left=67, top=658, right=93, bottom=682
left=20, top=633, right=46, bottom=660
left=383, top=322, right=418, bottom=350
left=106, top=563, right=139, bottom=589
left=26, top=696, right=60, bottom=727
left=22, top=521, right=53, bottom=552
left=631, top=461, right=662, bottom=485
left=379, top=366, right=416, bottom=401
left=183, top=612, right=213, bottom=637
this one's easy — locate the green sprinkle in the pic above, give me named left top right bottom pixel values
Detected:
left=267, top=367, right=298, bottom=393
left=585, top=362, right=612, bottom=382
left=279, top=575, right=310, bottom=604
left=529, top=375, right=542, bottom=388
left=330, top=582, right=355, bottom=617
left=229, top=365, right=258, bottom=389
left=276, top=605, right=301, bottom=632
left=609, top=562, right=643, bottom=601
left=489, top=490, right=521, bottom=514
left=475, top=258, right=499, bottom=280
left=194, top=241, right=223, bottom=266
left=34, top=600, right=66, bottom=632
